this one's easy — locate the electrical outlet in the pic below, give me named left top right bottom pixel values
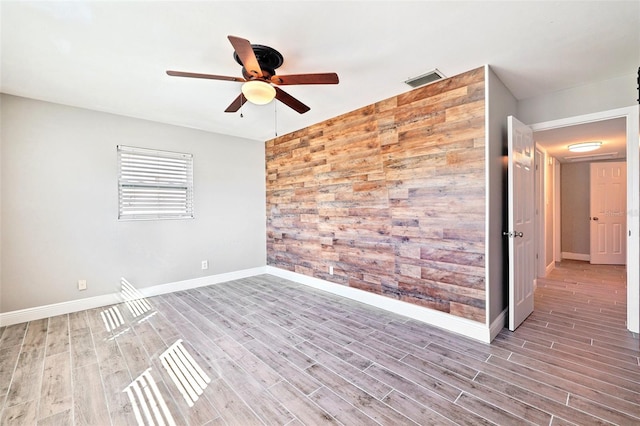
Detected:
left=78, top=280, right=87, bottom=291
left=329, top=266, right=334, bottom=275
left=201, top=260, right=209, bottom=270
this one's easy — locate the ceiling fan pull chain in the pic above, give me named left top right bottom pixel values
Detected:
left=274, top=100, right=278, bottom=137
left=240, top=93, right=244, bottom=118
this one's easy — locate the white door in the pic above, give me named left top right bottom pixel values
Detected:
left=507, top=116, right=535, bottom=331
left=590, top=161, right=627, bottom=264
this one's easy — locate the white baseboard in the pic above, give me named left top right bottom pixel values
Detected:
left=0, top=293, right=122, bottom=328
left=2, top=265, right=497, bottom=344
left=489, top=308, right=507, bottom=341
left=561, top=252, right=590, bottom=262
left=0, top=267, right=267, bottom=327
left=137, top=266, right=267, bottom=298
left=265, top=266, right=493, bottom=343
left=545, top=260, right=556, bottom=276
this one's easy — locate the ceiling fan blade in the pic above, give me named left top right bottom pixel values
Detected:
left=228, top=35, right=263, bottom=78
left=224, top=94, right=247, bottom=113
left=274, top=87, right=310, bottom=114
left=271, top=73, right=339, bottom=85
left=166, top=70, right=245, bottom=82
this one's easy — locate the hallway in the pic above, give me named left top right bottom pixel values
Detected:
left=496, top=260, right=638, bottom=424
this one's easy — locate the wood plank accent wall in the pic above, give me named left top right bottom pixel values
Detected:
left=266, top=67, right=486, bottom=322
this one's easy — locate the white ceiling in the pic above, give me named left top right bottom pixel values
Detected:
left=1, top=1, right=639, bottom=142
left=534, top=118, right=628, bottom=164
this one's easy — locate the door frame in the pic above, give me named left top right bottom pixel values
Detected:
left=530, top=105, right=640, bottom=333
left=534, top=148, right=547, bottom=278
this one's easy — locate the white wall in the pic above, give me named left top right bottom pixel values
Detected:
left=485, top=65, right=517, bottom=326
left=0, top=94, right=266, bottom=313
left=517, top=72, right=637, bottom=124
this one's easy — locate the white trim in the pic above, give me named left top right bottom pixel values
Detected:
left=489, top=308, right=508, bottom=342
left=545, top=261, right=555, bottom=276
left=266, top=266, right=494, bottom=343
left=0, top=267, right=267, bottom=327
left=554, top=160, right=562, bottom=263
left=625, top=107, right=639, bottom=333
left=561, top=252, right=590, bottom=262
left=0, top=293, right=121, bottom=327
left=137, top=267, right=267, bottom=298
left=483, top=64, right=491, bottom=329
left=531, top=105, right=640, bottom=334
left=1, top=265, right=499, bottom=342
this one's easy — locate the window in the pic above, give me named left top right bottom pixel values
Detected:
left=118, top=145, right=194, bottom=220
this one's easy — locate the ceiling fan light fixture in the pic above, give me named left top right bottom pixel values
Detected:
left=568, top=141, right=602, bottom=152
left=241, top=80, right=276, bottom=105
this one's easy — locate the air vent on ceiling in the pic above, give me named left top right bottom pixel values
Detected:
left=404, top=69, right=446, bottom=88
left=563, top=152, right=619, bottom=163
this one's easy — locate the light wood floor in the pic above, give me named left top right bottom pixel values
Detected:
left=1, top=261, right=638, bottom=425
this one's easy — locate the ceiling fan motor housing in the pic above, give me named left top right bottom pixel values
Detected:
left=235, top=44, right=283, bottom=80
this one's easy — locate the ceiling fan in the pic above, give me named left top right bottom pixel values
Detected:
left=166, top=35, right=339, bottom=114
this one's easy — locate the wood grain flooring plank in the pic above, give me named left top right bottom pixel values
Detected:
left=365, top=362, right=462, bottom=405
left=568, top=394, right=640, bottom=424
left=296, top=332, right=372, bottom=371
left=292, top=316, right=355, bottom=347
left=1, top=400, right=38, bottom=425
left=295, top=339, right=392, bottom=400
left=472, top=372, right=613, bottom=426
left=69, top=327, right=97, bottom=369
left=214, top=334, right=282, bottom=389
left=244, top=312, right=307, bottom=346
left=382, top=390, right=456, bottom=425
left=0, top=323, right=27, bottom=349
left=72, top=361, right=110, bottom=425
left=22, top=318, right=48, bottom=353
left=509, top=339, right=640, bottom=391
left=93, top=332, right=128, bottom=377
left=243, top=338, right=323, bottom=396
left=209, top=357, right=294, bottom=425
left=0, top=344, right=21, bottom=402
left=68, top=311, right=90, bottom=332
left=5, top=347, right=45, bottom=408
left=37, top=408, right=72, bottom=426
left=115, top=329, right=151, bottom=379
left=308, top=385, right=378, bottom=425
left=426, top=342, right=569, bottom=404
left=401, top=353, right=552, bottom=425
left=269, top=380, right=338, bottom=425
left=132, top=320, right=168, bottom=360
left=99, top=367, right=137, bottom=426
left=454, top=391, right=541, bottom=426
left=145, top=309, right=181, bottom=345
left=45, top=315, right=69, bottom=357
left=38, top=351, right=72, bottom=420
left=247, top=325, right=316, bottom=370
left=486, top=353, right=640, bottom=420
left=206, top=378, right=263, bottom=426
left=305, top=363, right=417, bottom=425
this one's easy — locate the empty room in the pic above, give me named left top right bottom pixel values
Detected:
left=1, top=1, right=639, bottom=425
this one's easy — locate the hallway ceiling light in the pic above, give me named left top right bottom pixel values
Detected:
left=568, top=141, right=602, bottom=152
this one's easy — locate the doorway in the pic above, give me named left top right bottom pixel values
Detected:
left=529, top=106, right=639, bottom=334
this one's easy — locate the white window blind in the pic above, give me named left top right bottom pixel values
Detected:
left=118, top=145, right=194, bottom=220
